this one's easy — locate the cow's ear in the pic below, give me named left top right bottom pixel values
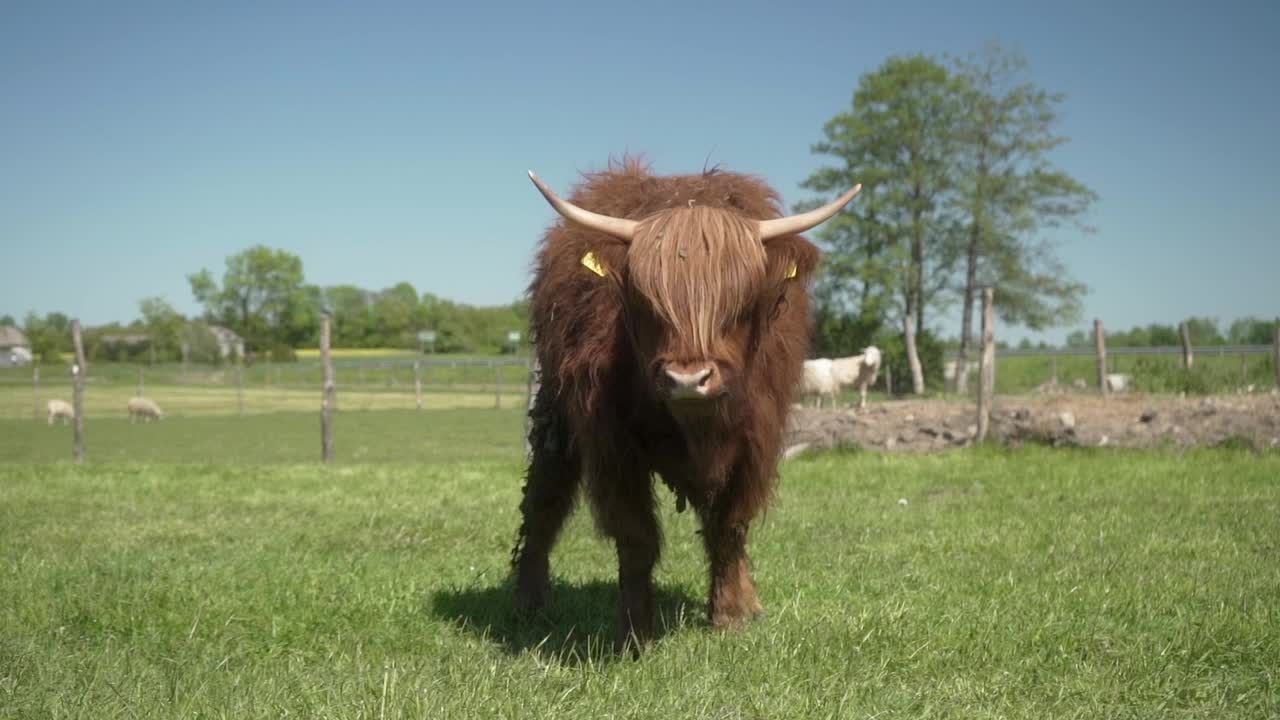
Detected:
left=766, top=236, right=820, bottom=285
left=583, top=242, right=628, bottom=287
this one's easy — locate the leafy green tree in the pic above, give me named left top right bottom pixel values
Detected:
left=325, top=285, right=374, bottom=347
left=0, top=314, right=15, bottom=326
left=23, top=312, right=71, bottom=363
left=1145, top=324, right=1181, bottom=347
left=1227, top=317, right=1280, bottom=345
left=948, top=44, right=1096, bottom=391
left=138, top=297, right=185, bottom=361
left=188, top=246, right=316, bottom=353
left=1181, top=317, right=1224, bottom=346
left=374, top=282, right=419, bottom=347
left=1064, top=329, right=1090, bottom=348
left=801, top=54, right=963, bottom=392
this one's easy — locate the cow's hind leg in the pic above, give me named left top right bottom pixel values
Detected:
left=511, top=405, right=579, bottom=616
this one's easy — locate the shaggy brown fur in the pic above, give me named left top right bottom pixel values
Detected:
left=512, top=157, right=819, bottom=650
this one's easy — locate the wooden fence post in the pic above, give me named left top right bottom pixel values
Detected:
left=976, top=288, right=995, bottom=442
left=414, top=360, right=423, bottom=410
left=137, top=367, right=144, bottom=397
left=181, top=342, right=189, bottom=381
left=33, top=366, right=41, bottom=421
left=884, top=362, right=893, bottom=397
left=237, top=361, right=245, bottom=417
left=1274, top=327, right=1280, bottom=389
left=1094, top=318, right=1108, bottom=396
left=320, top=316, right=335, bottom=464
left=494, top=362, right=502, bottom=409
left=1180, top=322, right=1194, bottom=369
left=71, top=319, right=86, bottom=464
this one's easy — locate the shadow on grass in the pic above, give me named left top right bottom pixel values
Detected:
left=430, top=579, right=702, bottom=664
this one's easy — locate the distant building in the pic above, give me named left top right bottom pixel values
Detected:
left=207, top=325, right=245, bottom=360
left=0, top=325, right=32, bottom=368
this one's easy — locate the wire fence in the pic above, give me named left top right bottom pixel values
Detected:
left=4, top=342, right=1278, bottom=422
left=0, top=357, right=536, bottom=421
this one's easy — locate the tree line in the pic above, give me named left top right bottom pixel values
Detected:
left=185, top=245, right=528, bottom=359
left=1064, top=317, right=1280, bottom=349
left=8, top=244, right=528, bottom=364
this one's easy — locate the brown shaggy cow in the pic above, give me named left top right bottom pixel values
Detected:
left=512, top=158, right=860, bottom=649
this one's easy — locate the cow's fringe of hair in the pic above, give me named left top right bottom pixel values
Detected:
left=629, top=207, right=766, bottom=358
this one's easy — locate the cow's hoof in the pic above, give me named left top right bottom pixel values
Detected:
left=514, top=580, right=549, bottom=616
left=614, top=624, right=653, bottom=657
left=710, top=600, right=765, bottom=630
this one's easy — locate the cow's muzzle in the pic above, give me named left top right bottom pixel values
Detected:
left=660, top=361, right=723, bottom=400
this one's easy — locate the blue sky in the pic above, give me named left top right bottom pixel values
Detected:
left=2, top=0, right=1276, bottom=343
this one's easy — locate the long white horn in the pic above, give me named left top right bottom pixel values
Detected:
left=757, top=184, right=862, bottom=241
left=527, top=171, right=638, bottom=243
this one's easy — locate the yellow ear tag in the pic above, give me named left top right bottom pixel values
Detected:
left=581, top=251, right=607, bottom=277
left=785, top=262, right=798, bottom=279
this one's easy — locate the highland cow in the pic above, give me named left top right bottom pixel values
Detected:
left=512, top=159, right=860, bottom=649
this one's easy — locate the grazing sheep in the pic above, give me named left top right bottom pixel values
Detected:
left=127, top=396, right=165, bottom=422
left=801, top=358, right=838, bottom=408
left=47, top=399, right=75, bottom=425
left=1105, top=373, right=1131, bottom=394
left=831, top=346, right=882, bottom=409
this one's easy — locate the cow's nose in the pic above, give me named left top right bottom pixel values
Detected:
left=662, top=362, right=719, bottom=399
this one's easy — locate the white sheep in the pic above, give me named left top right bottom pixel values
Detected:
left=1105, top=373, right=1131, bottom=394
left=801, top=358, right=838, bottom=408
left=830, top=346, right=882, bottom=409
left=127, top=396, right=165, bottom=422
left=47, top=399, right=75, bottom=425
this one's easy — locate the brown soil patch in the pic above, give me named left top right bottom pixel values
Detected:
left=784, top=391, right=1280, bottom=455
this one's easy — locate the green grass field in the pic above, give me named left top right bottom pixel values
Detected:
left=1, top=406, right=1277, bottom=718
left=0, top=409, right=526, bottom=465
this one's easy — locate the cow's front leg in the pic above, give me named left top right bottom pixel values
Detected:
left=702, top=510, right=764, bottom=629
left=593, top=472, right=661, bottom=652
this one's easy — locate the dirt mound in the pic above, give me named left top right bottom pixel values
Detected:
left=784, top=392, right=1280, bottom=455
